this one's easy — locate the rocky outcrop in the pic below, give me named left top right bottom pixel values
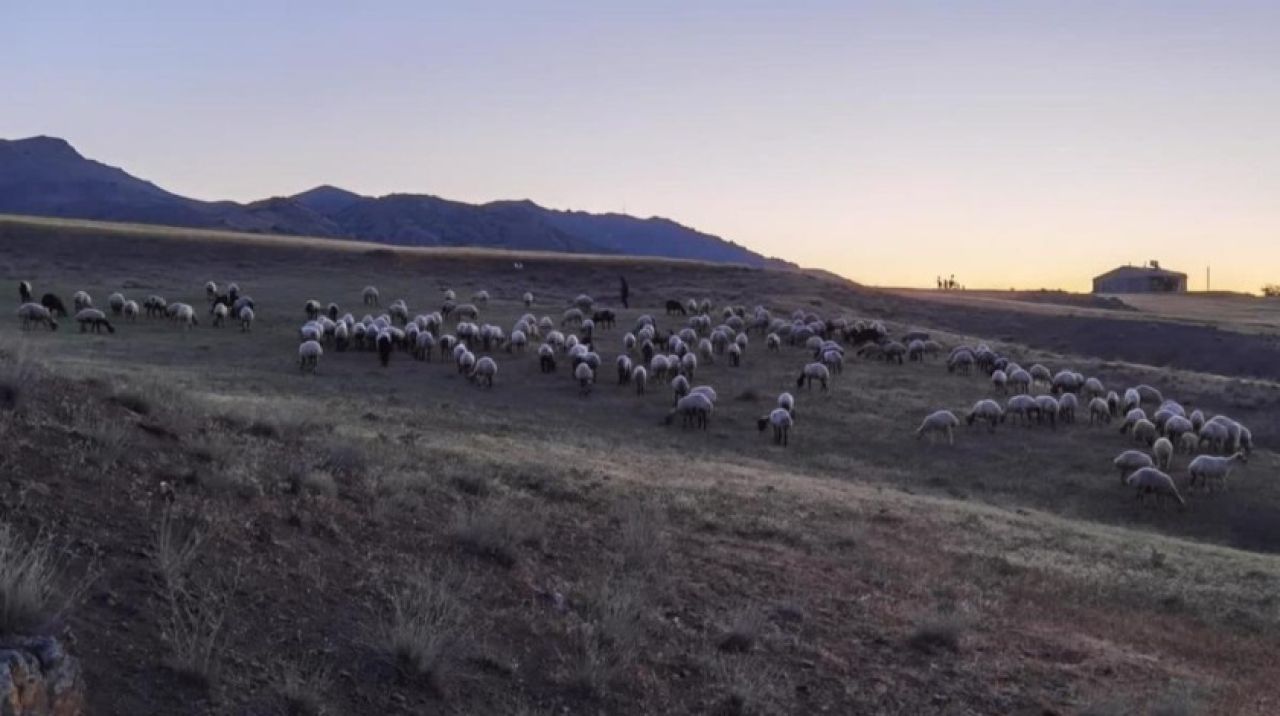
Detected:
left=0, top=637, right=84, bottom=716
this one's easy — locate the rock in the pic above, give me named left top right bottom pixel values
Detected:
left=0, top=636, right=86, bottom=715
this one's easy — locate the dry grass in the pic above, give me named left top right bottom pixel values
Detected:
left=448, top=500, right=543, bottom=568
left=0, top=523, right=71, bottom=634
left=380, top=566, right=470, bottom=693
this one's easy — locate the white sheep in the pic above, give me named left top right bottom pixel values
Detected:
left=575, top=362, right=595, bottom=395
left=523, top=291, right=534, bottom=307
left=616, top=355, right=633, bottom=385
left=1113, top=450, right=1154, bottom=482
left=1088, top=397, right=1111, bottom=425
left=766, top=333, right=781, bottom=351
left=108, top=292, right=126, bottom=316
left=123, top=300, right=139, bottom=321
left=363, top=286, right=380, bottom=306
left=1178, top=432, right=1199, bottom=455
left=680, top=352, right=698, bottom=379
left=298, top=340, right=323, bottom=373
left=796, top=363, right=830, bottom=391
left=72, top=290, right=93, bottom=312
left=632, top=365, right=648, bottom=395
left=17, top=303, right=57, bottom=331
left=965, top=399, right=1003, bottom=432
left=1152, top=437, right=1173, bottom=470
left=172, top=303, right=198, bottom=329
left=1126, top=467, right=1185, bottom=507
left=1131, top=418, right=1158, bottom=446
left=1008, top=368, right=1032, bottom=394
left=915, top=410, right=960, bottom=444
left=239, top=306, right=254, bottom=332
left=473, top=290, right=490, bottom=304
left=1197, top=420, right=1231, bottom=453
left=665, top=393, right=713, bottom=430
left=757, top=408, right=794, bottom=445
left=212, top=302, right=229, bottom=327
left=470, top=356, right=498, bottom=387
left=777, top=392, right=795, bottom=416
left=671, top=374, right=691, bottom=405
left=991, top=370, right=1008, bottom=393
left=1188, top=452, right=1247, bottom=492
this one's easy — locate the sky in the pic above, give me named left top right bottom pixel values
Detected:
left=5, top=1, right=1278, bottom=292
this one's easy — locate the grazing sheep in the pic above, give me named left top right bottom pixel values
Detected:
left=212, top=303, right=229, bottom=327
left=670, top=375, right=691, bottom=404
left=665, top=299, right=687, bottom=316
left=169, top=303, right=198, bottom=329
left=1119, top=408, right=1148, bottom=434
left=239, top=306, right=255, bottom=332
left=108, top=292, right=126, bottom=316
left=766, top=333, right=781, bottom=351
left=41, top=293, right=69, bottom=318
left=1178, top=432, right=1199, bottom=455
left=965, top=399, right=1003, bottom=432
left=796, top=363, right=830, bottom=391
left=946, top=350, right=975, bottom=375
left=632, top=365, right=648, bottom=394
left=473, top=290, right=490, bottom=305
left=470, top=356, right=498, bottom=387
left=1131, top=419, right=1158, bottom=446
left=1003, top=395, right=1040, bottom=426
left=1083, top=377, right=1105, bottom=399
left=204, top=281, right=218, bottom=303
left=74, top=308, right=115, bottom=334
left=1106, top=391, right=1120, bottom=417
left=1029, top=364, right=1051, bottom=386
left=1008, top=369, right=1032, bottom=394
left=991, top=370, right=1008, bottom=393
left=757, top=408, right=794, bottom=445
left=1162, top=415, right=1194, bottom=443
left=1188, top=452, right=1247, bottom=492
left=305, top=299, right=322, bottom=320
left=1189, top=409, right=1205, bottom=432
left=1152, top=437, right=1173, bottom=470
left=122, top=300, right=139, bottom=321
left=1113, top=450, right=1154, bottom=482
left=1123, top=388, right=1141, bottom=414
left=363, top=286, right=380, bottom=306
left=1197, top=420, right=1231, bottom=453
left=17, top=303, right=57, bottom=330
left=777, top=392, right=796, bottom=417
left=1057, top=393, right=1078, bottom=424
left=680, top=352, right=698, bottom=379
left=575, top=362, right=595, bottom=395
left=1126, top=467, right=1185, bottom=508
left=616, top=355, right=633, bottom=385
left=539, top=344, right=556, bottom=373
left=18, top=281, right=32, bottom=304
left=1135, top=384, right=1163, bottom=406
left=523, top=291, right=534, bottom=307
left=665, top=393, right=713, bottom=430
left=72, top=291, right=93, bottom=312
left=1088, top=397, right=1111, bottom=425
left=298, top=340, right=323, bottom=373
left=915, top=410, right=960, bottom=444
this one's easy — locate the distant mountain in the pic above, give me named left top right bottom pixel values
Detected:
left=0, top=136, right=790, bottom=267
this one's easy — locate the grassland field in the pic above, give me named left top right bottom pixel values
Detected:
left=1, top=218, right=1279, bottom=714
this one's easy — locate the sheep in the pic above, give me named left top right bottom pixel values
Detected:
left=377, top=331, right=394, bottom=367
left=728, top=343, right=743, bottom=367
left=1131, top=419, right=1158, bottom=446
left=1188, top=452, right=1247, bottom=493
left=965, top=399, right=1003, bottom=432
left=777, top=392, right=795, bottom=416
left=454, top=303, right=480, bottom=322
left=679, top=352, right=698, bottom=380
left=212, top=303, right=229, bottom=327
left=41, top=293, right=69, bottom=318
left=766, top=333, right=781, bottom=351
left=991, top=370, right=1008, bottom=393
left=473, top=290, right=490, bottom=305
left=239, top=306, right=255, bottom=332
left=1162, top=415, right=1194, bottom=443
left=882, top=341, right=907, bottom=364
left=1007, top=368, right=1032, bottom=394
left=1123, top=388, right=1141, bottom=414
left=1204, top=415, right=1243, bottom=453
left=1003, top=394, right=1040, bottom=426
left=18, top=281, right=32, bottom=304
left=1057, top=393, right=1078, bottom=424
left=204, top=281, right=218, bottom=303
left=632, top=365, right=648, bottom=394
left=363, top=286, right=380, bottom=306
left=575, top=362, right=595, bottom=396
left=412, top=330, right=434, bottom=360
left=523, top=291, right=534, bottom=307
left=915, top=410, right=960, bottom=444
left=946, top=350, right=975, bottom=375
left=1034, top=395, right=1060, bottom=428
left=72, top=290, right=93, bottom=312
left=106, top=292, right=125, bottom=316
left=1106, top=390, right=1120, bottom=417
left=1119, top=408, right=1148, bottom=434
left=166, top=303, right=197, bottom=328
left=456, top=349, right=476, bottom=375
left=1197, top=420, right=1231, bottom=453
left=665, top=300, right=687, bottom=316
left=1029, top=364, right=1051, bottom=386
left=689, top=385, right=717, bottom=405
left=1240, top=426, right=1253, bottom=454
left=757, top=408, right=794, bottom=445
left=1178, top=432, right=1199, bottom=455
left=298, top=340, right=323, bottom=373
left=1088, top=397, right=1111, bottom=425
left=665, top=393, right=713, bottom=430
left=335, top=322, right=352, bottom=352
left=74, top=308, right=115, bottom=334
left=508, top=330, right=528, bottom=353
left=616, top=355, right=633, bottom=385
left=1113, top=450, right=1155, bottom=482
left=305, top=299, right=322, bottom=320
left=1126, top=467, right=1185, bottom=508
left=670, top=375, right=691, bottom=405
left=17, top=303, right=57, bottom=331
left=1135, top=384, right=1163, bottom=406
left=592, top=309, right=616, bottom=329
left=539, top=344, right=557, bottom=373
left=1083, top=377, right=1105, bottom=399
left=470, top=356, right=498, bottom=387
left=123, top=300, right=139, bottom=321
left=443, top=289, right=457, bottom=302
left=1152, top=437, right=1173, bottom=470
left=796, top=363, right=830, bottom=391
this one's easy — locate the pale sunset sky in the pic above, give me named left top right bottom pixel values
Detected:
left=5, top=2, right=1277, bottom=292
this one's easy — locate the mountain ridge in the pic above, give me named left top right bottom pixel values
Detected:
left=0, top=136, right=791, bottom=268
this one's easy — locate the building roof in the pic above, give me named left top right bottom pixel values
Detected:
left=1093, top=265, right=1187, bottom=282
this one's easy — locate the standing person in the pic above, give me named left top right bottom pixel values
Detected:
left=620, top=275, right=630, bottom=309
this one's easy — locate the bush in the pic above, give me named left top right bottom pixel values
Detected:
left=448, top=502, right=541, bottom=568
left=381, top=568, right=469, bottom=693
left=907, top=615, right=964, bottom=654
left=0, top=524, right=71, bottom=635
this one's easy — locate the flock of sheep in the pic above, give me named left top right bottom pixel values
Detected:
left=915, top=343, right=1255, bottom=509
left=13, top=277, right=1258, bottom=509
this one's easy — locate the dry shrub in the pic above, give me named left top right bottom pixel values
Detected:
left=717, top=607, right=768, bottom=653
left=278, top=659, right=332, bottom=716
left=570, top=577, right=645, bottom=697
left=449, top=501, right=542, bottom=568
left=0, top=523, right=78, bottom=635
left=381, top=566, right=470, bottom=694
left=906, top=615, right=965, bottom=654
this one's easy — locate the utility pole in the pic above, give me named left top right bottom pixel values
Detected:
left=1206, top=266, right=1210, bottom=293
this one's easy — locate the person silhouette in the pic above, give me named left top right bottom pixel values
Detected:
left=620, top=276, right=630, bottom=308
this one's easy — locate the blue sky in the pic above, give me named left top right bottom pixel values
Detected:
left=5, top=1, right=1278, bottom=290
